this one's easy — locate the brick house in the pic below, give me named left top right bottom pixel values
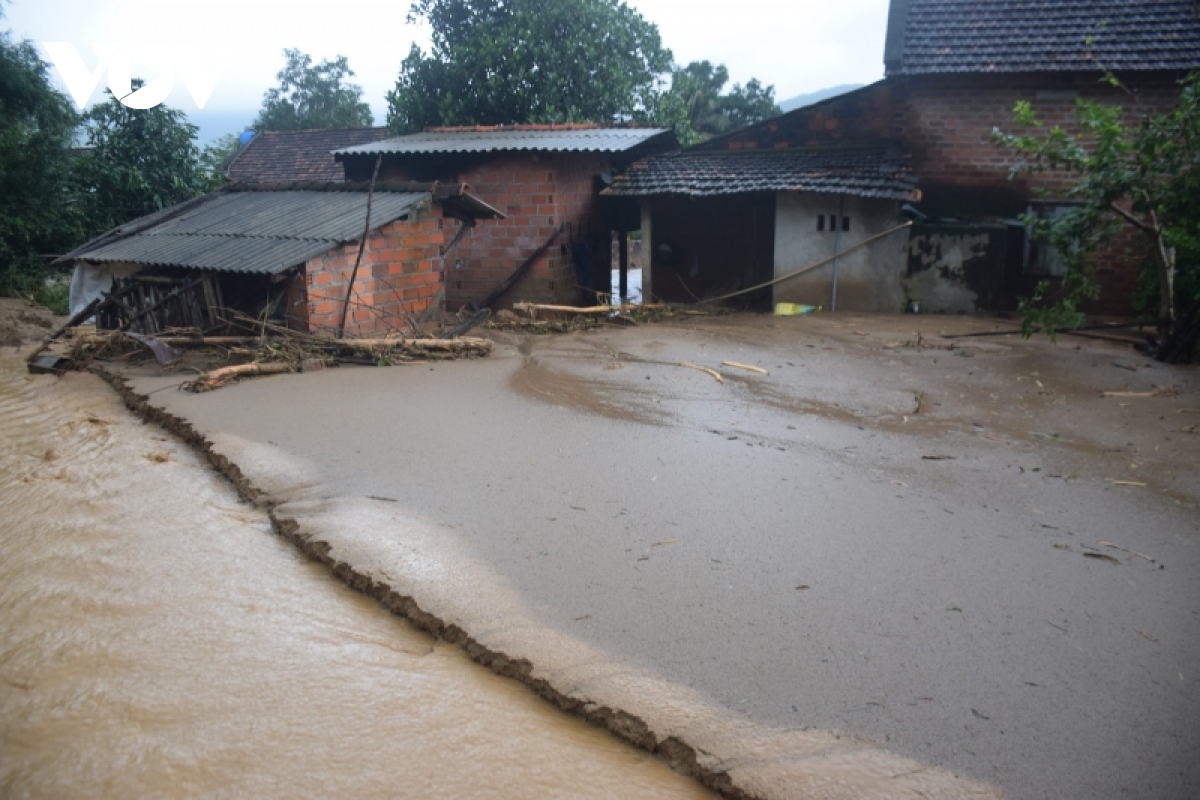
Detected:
left=884, top=0, right=1200, bottom=313
left=604, top=91, right=919, bottom=311
left=608, top=0, right=1200, bottom=314
left=64, top=182, right=502, bottom=337
left=335, top=124, right=677, bottom=309
left=224, top=127, right=390, bottom=184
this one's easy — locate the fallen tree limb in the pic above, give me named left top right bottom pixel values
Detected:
left=721, top=361, right=769, bottom=376
left=332, top=337, right=493, bottom=353
left=188, top=361, right=291, bottom=391
left=1100, top=389, right=1167, bottom=398
left=79, top=331, right=493, bottom=354
left=677, top=361, right=723, bottom=383
left=75, top=334, right=263, bottom=347
left=513, top=302, right=663, bottom=316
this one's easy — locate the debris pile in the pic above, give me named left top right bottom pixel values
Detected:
left=27, top=301, right=494, bottom=390
left=485, top=302, right=720, bottom=335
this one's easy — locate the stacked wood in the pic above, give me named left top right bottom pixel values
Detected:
left=98, top=273, right=224, bottom=334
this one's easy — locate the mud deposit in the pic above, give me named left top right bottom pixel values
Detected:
left=0, top=354, right=712, bottom=798
left=116, top=313, right=1200, bottom=800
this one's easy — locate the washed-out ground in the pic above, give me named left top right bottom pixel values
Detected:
left=0, top=298, right=712, bottom=798
left=112, top=312, right=1198, bottom=799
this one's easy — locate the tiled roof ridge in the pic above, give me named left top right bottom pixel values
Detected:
left=250, top=126, right=389, bottom=138
left=224, top=180, right=472, bottom=197
left=422, top=122, right=661, bottom=132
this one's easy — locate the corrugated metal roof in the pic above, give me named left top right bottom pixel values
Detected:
left=603, top=149, right=919, bottom=201
left=336, top=127, right=672, bottom=156
left=71, top=190, right=429, bottom=274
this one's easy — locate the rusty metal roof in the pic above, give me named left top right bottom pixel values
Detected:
left=335, top=126, right=673, bottom=156
left=65, top=186, right=453, bottom=274
left=603, top=148, right=919, bottom=201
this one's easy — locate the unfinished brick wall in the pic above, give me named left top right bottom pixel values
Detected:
left=371, top=152, right=608, bottom=309
left=443, top=152, right=607, bottom=309
left=301, top=200, right=445, bottom=336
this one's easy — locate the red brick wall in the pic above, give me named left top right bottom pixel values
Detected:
left=301, top=199, right=445, bottom=336
left=379, top=152, right=608, bottom=309
left=893, top=74, right=1181, bottom=203
left=892, top=73, right=1181, bottom=313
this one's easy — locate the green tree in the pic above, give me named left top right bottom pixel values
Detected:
left=669, top=61, right=730, bottom=137
left=721, top=78, right=780, bottom=130
left=0, top=28, right=81, bottom=297
left=387, top=0, right=673, bottom=132
left=200, top=132, right=246, bottom=185
left=659, top=61, right=781, bottom=142
left=255, top=49, right=374, bottom=132
left=995, top=74, right=1200, bottom=345
left=73, top=84, right=212, bottom=236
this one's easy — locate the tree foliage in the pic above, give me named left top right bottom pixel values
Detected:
left=664, top=61, right=780, bottom=142
left=0, top=28, right=81, bottom=295
left=387, top=0, right=673, bottom=132
left=995, top=74, right=1200, bottom=341
left=73, top=84, right=213, bottom=237
left=200, top=132, right=246, bottom=185
left=255, top=49, right=374, bottom=132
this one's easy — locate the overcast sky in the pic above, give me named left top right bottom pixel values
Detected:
left=4, top=0, right=890, bottom=143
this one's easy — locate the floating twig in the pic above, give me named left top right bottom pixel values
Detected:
left=1099, top=542, right=1156, bottom=563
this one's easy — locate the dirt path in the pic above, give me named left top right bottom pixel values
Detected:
left=115, top=312, right=1198, bottom=799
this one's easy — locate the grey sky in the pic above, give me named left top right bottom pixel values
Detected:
left=5, top=0, right=889, bottom=143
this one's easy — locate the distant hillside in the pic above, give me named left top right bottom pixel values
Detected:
left=778, top=84, right=865, bottom=113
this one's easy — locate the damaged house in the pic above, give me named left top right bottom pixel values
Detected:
left=334, top=124, right=677, bottom=309
left=62, top=182, right=502, bottom=337
left=607, top=0, right=1200, bottom=314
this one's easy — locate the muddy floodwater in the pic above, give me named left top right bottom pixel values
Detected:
left=0, top=354, right=711, bottom=798
left=118, top=314, right=1200, bottom=800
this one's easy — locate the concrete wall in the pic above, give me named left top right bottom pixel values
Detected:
left=773, top=192, right=907, bottom=311
left=902, top=224, right=1012, bottom=314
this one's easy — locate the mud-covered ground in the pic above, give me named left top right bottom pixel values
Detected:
left=0, top=308, right=711, bottom=798
left=117, top=312, right=1198, bottom=799
left=0, top=297, right=58, bottom=348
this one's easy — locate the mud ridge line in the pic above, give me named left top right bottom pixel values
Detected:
left=90, top=366, right=756, bottom=800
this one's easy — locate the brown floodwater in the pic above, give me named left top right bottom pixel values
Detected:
left=0, top=355, right=711, bottom=799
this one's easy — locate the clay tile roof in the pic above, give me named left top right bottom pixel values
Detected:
left=602, top=148, right=919, bottom=201
left=885, top=0, right=1200, bottom=75
left=225, top=127, right=390, bottom=183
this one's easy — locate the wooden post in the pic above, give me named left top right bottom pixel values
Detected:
left=640, top=200, right=653, bottom=304
left=618, top=231, right=629, bottom=301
